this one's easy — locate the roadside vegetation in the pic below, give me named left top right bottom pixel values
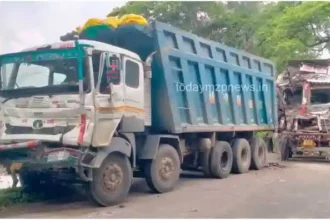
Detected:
left=0, top=187, right=40, bottom=208
left=0, top=184, right=85, bottom=209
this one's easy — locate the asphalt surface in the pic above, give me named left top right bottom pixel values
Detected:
left=1, top=160, right=330, bottom=218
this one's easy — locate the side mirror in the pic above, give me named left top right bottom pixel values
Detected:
left=107, top=83, right=120, bottom=103
left=108, top=82, right=113, bottom=100
left=144, top=47, right=171, bottom=79
left=103, top=53, right=121, bottom=102
left=144, top=51, right=156, bottom=79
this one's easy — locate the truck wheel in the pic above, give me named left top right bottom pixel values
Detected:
left=231, top=138, right=251, bottom=174
left=201, top=148, right=212, bottom=177
left=89, top=153, right=132, bottom=207
left=279, top=136, right=292, bottom=161
left=249, top=137, right=267, bottom=170
left=210, top=141, right=233, bottom=179
left=144, top=144, right=180, bottom=193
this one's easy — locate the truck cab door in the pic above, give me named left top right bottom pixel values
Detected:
left=121, top=56, right=144, bottom=132
left=92, top=52, right=124, bottom=147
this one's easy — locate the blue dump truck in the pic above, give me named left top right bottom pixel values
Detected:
left=0, top=20, right=277, bottom=206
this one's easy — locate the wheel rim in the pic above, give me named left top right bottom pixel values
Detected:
left=159, top=157, right=174, bottom=180
left=220, top=151, right=229, bottom=170
left=102, top=163, right=123, bottom=193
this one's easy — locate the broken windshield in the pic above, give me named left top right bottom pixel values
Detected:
left=284, top=87, right=302, bottom=107
left=0, top=49, right=86, bottom=97
left=1, top=59, right=77, bottom=90
left=311, top=88, right=330, bottom=105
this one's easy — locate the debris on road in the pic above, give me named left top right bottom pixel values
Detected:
left=265, top=162, right=286, bottom=169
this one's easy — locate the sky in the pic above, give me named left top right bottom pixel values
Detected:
left=0, top=1, right=328, bottom=59
left=0, top=1, right=127, bottom=54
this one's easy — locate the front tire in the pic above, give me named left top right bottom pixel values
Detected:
left=89, top=153, right=132, bottom=207
left=231, top=138, right=251, bottom=174
left=144, top=144, right=180, bottom=193
left=210, top=141, right=233, bottom=179
left=279, top=136, right=292, bottom=161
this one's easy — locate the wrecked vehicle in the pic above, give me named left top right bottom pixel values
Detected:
left=277, top=59, right=330, bottom=159
left=0, top=19, right=277, bottom=207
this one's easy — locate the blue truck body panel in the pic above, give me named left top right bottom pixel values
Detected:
left=83, top=21, right=277, bottom=133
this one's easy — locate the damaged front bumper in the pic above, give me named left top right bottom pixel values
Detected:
left=283, top=131, right=330, bottom=158
left=0, top=141, right=96, bottom=182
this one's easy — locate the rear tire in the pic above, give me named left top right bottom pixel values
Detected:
left=201, top=148, right=212, bottom=177
left=210, top=141, right=233, bottom=179
left=144, top=144, right=180, bottom=193
left=249, top=137, right=267, bottom=170
left=231, top=138, right=251, bottom=174
left=89, top=153, right=132, bottom=207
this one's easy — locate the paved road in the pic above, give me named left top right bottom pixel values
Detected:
left=1, top=161, right=330, bottom=218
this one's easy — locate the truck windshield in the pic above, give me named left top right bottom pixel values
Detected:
left=1, top=59, right=78, bottom=89
left=0, top=49, right=86, bottom=97
left=311, top=88, right=330, bottom=105
left=285, top=87, right=302, bottom=107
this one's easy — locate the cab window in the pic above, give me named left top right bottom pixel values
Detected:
left=100, top=54, right=121, bottom=94
left=92, top=52, right=101, bottom=87
left=125, top=60, right=139, bottom=88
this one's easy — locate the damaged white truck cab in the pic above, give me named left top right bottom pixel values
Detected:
left=0, top=39, right=152, bottom=206
left=0, top=40, right=146, bottom=147
left=0, top=20, right=277, bottom=207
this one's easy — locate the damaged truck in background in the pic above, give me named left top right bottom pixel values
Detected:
left=0, top=17, right=277, bottom=206
left=277, top=59, right=330, bottom=160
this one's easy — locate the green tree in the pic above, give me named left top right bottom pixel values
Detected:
left=61, top=1, right=330, bottom=73
left=109, top=2, right=265, bottom=53
left=257, top=2, right=330, bottom=71
left=109, top=1, right=330, bottom=72
left=109, top=2, right=226, bottom=32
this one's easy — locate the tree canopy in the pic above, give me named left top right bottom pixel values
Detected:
left=108, top=1, right=330, bottom=73
left=61, top=2, right=330, bottom=74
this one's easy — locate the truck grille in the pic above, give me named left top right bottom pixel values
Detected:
left=5, top=124, right=74, bottom=135
left=29, top=97, right=50, bottom=108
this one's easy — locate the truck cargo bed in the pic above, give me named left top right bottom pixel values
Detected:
left=83, top=21, right=277, bottom=133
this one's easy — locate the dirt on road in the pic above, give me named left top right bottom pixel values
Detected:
left=1, top=161, right=330, bottom=218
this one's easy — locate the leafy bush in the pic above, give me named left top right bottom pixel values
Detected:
left=0, top=187, right=40, bottom=207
